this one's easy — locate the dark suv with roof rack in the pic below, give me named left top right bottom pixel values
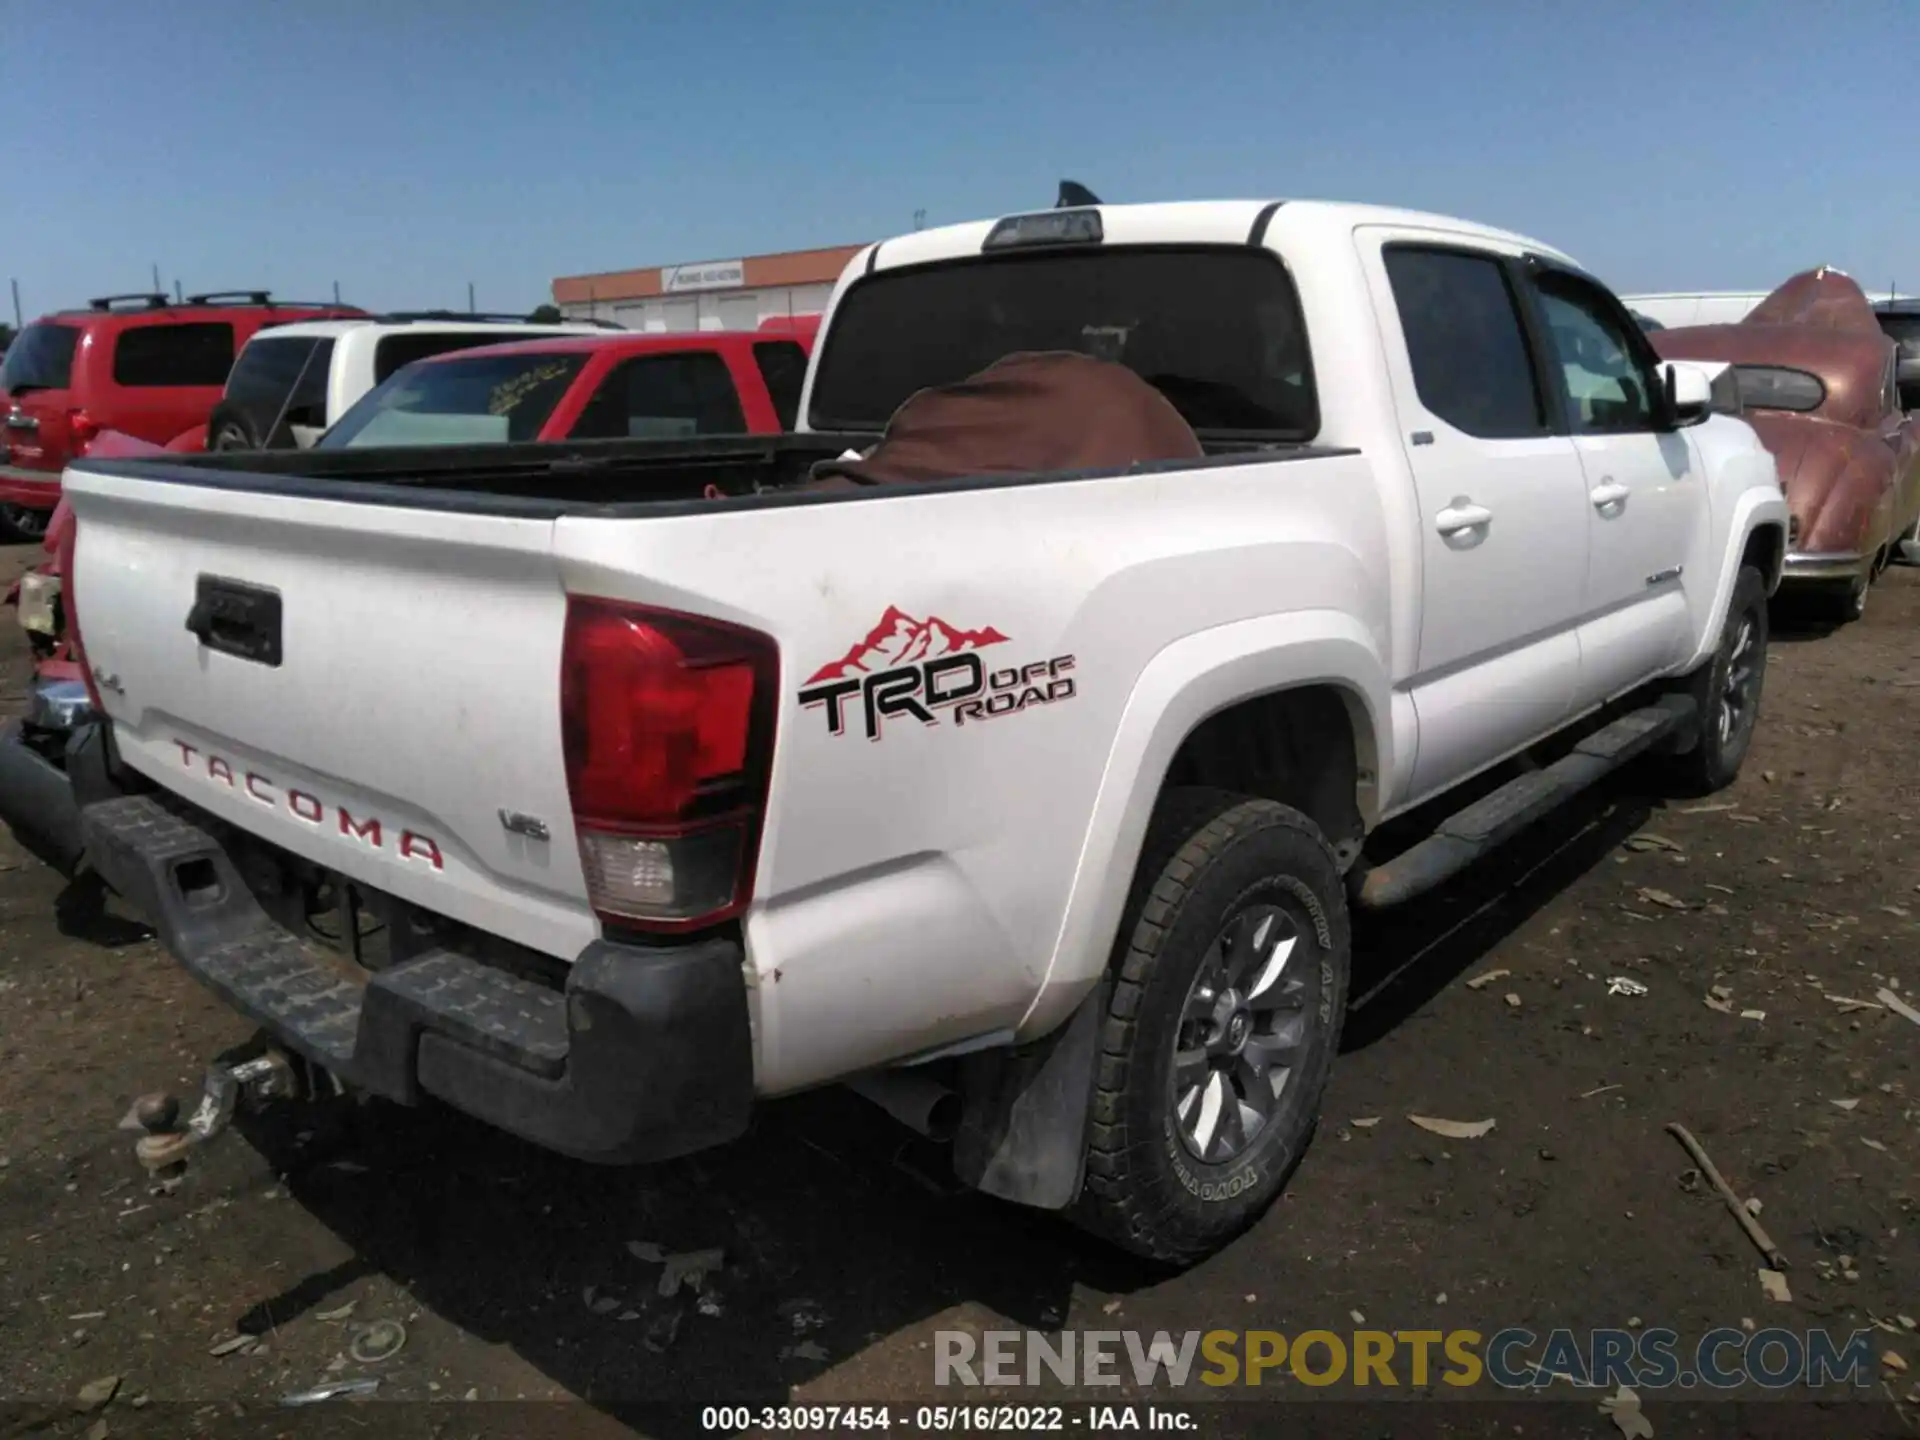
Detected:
left=0, top=290, right=366, bottom=538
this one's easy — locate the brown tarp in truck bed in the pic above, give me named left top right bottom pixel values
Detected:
left=802, top=350, right=1204, bottom=492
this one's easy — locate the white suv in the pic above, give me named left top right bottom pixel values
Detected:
left=204, top=313, right=617, bottom=450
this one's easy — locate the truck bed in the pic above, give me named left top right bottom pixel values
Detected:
left=78, top=432, right=882, bottom=515
left=75, top=431, right=1323, bottom=517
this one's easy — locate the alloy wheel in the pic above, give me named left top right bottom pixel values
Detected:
left=1717, top=612, right=1759, bottom=750
left=1170, top=902, right=1315, bottom=1164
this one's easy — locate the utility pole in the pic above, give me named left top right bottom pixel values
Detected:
left=468, top=282, right=476, bottom=315
left=333, top=280, right=341, bottom=305
left=151, top=262, right=162, bottom=294
left=174, top=280, right=183, bottom=303
left=914, top=209, right=926, bottom=231
left=9, top=279, right=20, bottom=329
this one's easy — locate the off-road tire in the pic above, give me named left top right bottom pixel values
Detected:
left=1663, top=564, right=1768, bottom=796
left=1075, top=788, right=1350, bottom=1265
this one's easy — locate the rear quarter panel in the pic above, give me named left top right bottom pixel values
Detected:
left=553, top=453, right=1393, bottom=1093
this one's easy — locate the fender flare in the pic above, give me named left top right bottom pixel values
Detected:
left=954, top=611, right=1390, bottom=1211
left=1681, top=489, right=1790, bottom=675
left=1021, top=608, right=1393, bottom=1040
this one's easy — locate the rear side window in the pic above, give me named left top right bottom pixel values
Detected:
left=224, top=336, right=336, bottom=428
left=571, top=352, right=748, bottom=439
left=289, top=339, right=335, bottom=420
left=753, top=340, right=808, bottom=430
left=809, top=247, right=1317, bottom=438
left=0, top=323, right=80, bottom=391
left=1384, top=247, right=1545, bottom=439
left=225, top=336, right=318, bottom=409
left=372, top=330, right=576, bottom=384
left=111, top=322, right=236, bottom=387
left=1732, top=366, right=1826, bottom=413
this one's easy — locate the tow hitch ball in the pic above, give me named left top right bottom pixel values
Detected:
left=122, top=1044, right=307, bottom=1182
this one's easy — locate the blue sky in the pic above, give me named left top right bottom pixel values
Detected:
left=5, top=0, right=1916, bottom=318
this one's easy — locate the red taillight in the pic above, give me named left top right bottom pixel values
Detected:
left=58, top=518, right=105, bottom=713
left=560, top=597, right=778, bottom=931
left=67, top=409, right=100, bottom=453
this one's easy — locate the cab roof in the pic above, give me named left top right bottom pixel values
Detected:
left=864, top=198, right=1578, bottom=274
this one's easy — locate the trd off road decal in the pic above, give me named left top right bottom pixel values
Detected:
left=797, top=606, right=1077, bottom=741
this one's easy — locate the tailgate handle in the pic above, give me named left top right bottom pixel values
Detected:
left=185, top=577, right=283, bottom=668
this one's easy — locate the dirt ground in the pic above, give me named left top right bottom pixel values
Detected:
left=3, top=539, right=1920, bottom=1439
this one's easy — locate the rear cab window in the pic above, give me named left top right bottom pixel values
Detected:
left=807, top=247, right=1317, bottom=440
left=1730, top=367, right=1827, bottom=414
left=111, top=323, right=236, bottom=387
left=0, top=323, right=82, bottom=393
left=319, top=351, right=589, bottom=448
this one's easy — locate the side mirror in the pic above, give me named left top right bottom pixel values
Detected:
left=1660, top=361, right=1713, bottom=426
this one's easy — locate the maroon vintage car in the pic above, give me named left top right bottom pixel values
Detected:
left=1651, top=268, right=1920, bottom=621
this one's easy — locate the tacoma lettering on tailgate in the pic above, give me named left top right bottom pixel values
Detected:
left=170, top=740, right=445, bottom=870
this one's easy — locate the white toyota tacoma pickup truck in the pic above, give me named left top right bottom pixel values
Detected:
left=59, top=198, right=1787, bottom=1264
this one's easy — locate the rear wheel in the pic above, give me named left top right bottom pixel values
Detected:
left=210, top=416, right=261, bottom=451
left=1076, top=789, right=1350, bottom=1265
left=0, top=504, right=51, bottom=543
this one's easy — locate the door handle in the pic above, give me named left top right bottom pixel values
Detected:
left=1435, top=500, right=1493, bottom=536
left=1590, top=482, right=1631, bottom=514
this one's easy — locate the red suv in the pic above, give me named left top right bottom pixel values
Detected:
left=0, top=290, right=366, bottom=538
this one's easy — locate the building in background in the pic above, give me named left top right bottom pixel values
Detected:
left=552, top=244, right=867, bottom=331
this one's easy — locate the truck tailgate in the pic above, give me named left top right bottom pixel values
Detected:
left=63, top=466, right=598, bottom=961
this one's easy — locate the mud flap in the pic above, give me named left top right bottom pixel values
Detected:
left=951, top=976, right=1109, bottom=1211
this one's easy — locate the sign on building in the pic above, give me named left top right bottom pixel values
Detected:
left=662, top=260, right=746, bottom=294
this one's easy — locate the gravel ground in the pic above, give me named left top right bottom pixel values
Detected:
left=1, top=541, right=1918, bottom=1439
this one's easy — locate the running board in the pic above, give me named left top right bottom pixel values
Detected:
left=1354, top=693, right=1697, bottom=911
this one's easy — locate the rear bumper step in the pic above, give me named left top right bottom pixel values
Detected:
left=1355, top=694, right=1696, bottom=910
left=81, top=792, right=754, bottom=1165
